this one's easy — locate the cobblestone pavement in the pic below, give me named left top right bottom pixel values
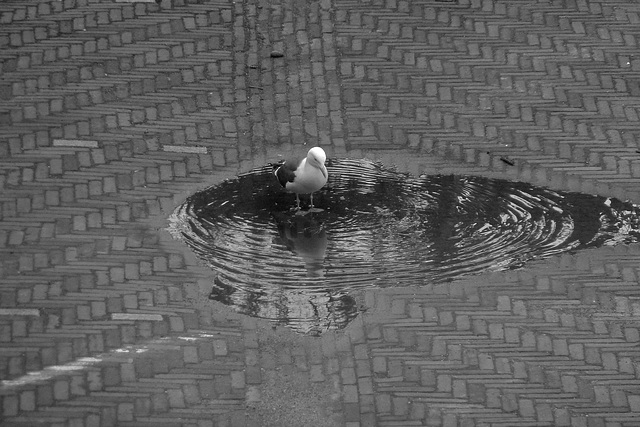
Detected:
left=2, top=0, right=640, bottom=426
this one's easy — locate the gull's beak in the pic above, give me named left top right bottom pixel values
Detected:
left=311, top=157, right=327, bottom=179
left=317, top=159, right=327, bottom=177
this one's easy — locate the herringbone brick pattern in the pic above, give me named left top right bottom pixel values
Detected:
left=336, top=0, right=640, bottom=202
left=0, top=1, right=252, bottom=426
left=1, top=0, right=640, bottom=426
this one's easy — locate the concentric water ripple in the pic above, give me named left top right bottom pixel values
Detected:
left=169, top=159, right=640, bottom=334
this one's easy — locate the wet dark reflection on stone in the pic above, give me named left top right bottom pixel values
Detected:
left=169, top=158, right=640, bottom=334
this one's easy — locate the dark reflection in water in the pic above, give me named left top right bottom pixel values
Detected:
left=169, top=159, right=640, bottom=334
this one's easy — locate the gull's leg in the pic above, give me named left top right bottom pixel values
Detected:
left=309, top=193, right=314, bottom=209
left=295, top=193, right=301, bottom=210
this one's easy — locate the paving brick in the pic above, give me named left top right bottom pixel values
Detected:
left=2, top=0, right=640, bottom=426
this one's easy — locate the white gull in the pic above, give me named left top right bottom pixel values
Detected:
left=272, top=147, right=328, bottom=210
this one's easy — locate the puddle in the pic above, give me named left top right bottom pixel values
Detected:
left=169, top=158, right=640, bottom=334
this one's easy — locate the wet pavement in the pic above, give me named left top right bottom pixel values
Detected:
left=2, top=0, right=640, bottom=426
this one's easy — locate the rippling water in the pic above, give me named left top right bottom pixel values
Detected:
left=168, top=158, right=640, bottom=334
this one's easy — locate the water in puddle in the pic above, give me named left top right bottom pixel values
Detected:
left=169, top=159, right=640, bottom=334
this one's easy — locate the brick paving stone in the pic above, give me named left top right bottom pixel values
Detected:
left=2, top=0, right=640, bottom=425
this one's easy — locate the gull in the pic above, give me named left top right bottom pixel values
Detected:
left=272, top=147, right=328, bottom=210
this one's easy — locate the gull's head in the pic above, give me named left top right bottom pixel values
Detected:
left=307, top=147, right=326, bottom=166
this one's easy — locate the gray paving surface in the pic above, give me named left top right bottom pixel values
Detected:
left=2, top=0, right=640, bottom=425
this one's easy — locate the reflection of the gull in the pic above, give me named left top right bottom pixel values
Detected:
left=209, top=211, right=358, bottom=335
left=272, top=211, right=327, bottom=277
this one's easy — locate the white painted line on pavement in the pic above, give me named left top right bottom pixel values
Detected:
left=112, top=313, right=164, bottom=321
left=163, top=145, right=208, bottom=154
left=0, top=308, right=40, bottom=316
left=53, top=139, right=99, bottom=148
